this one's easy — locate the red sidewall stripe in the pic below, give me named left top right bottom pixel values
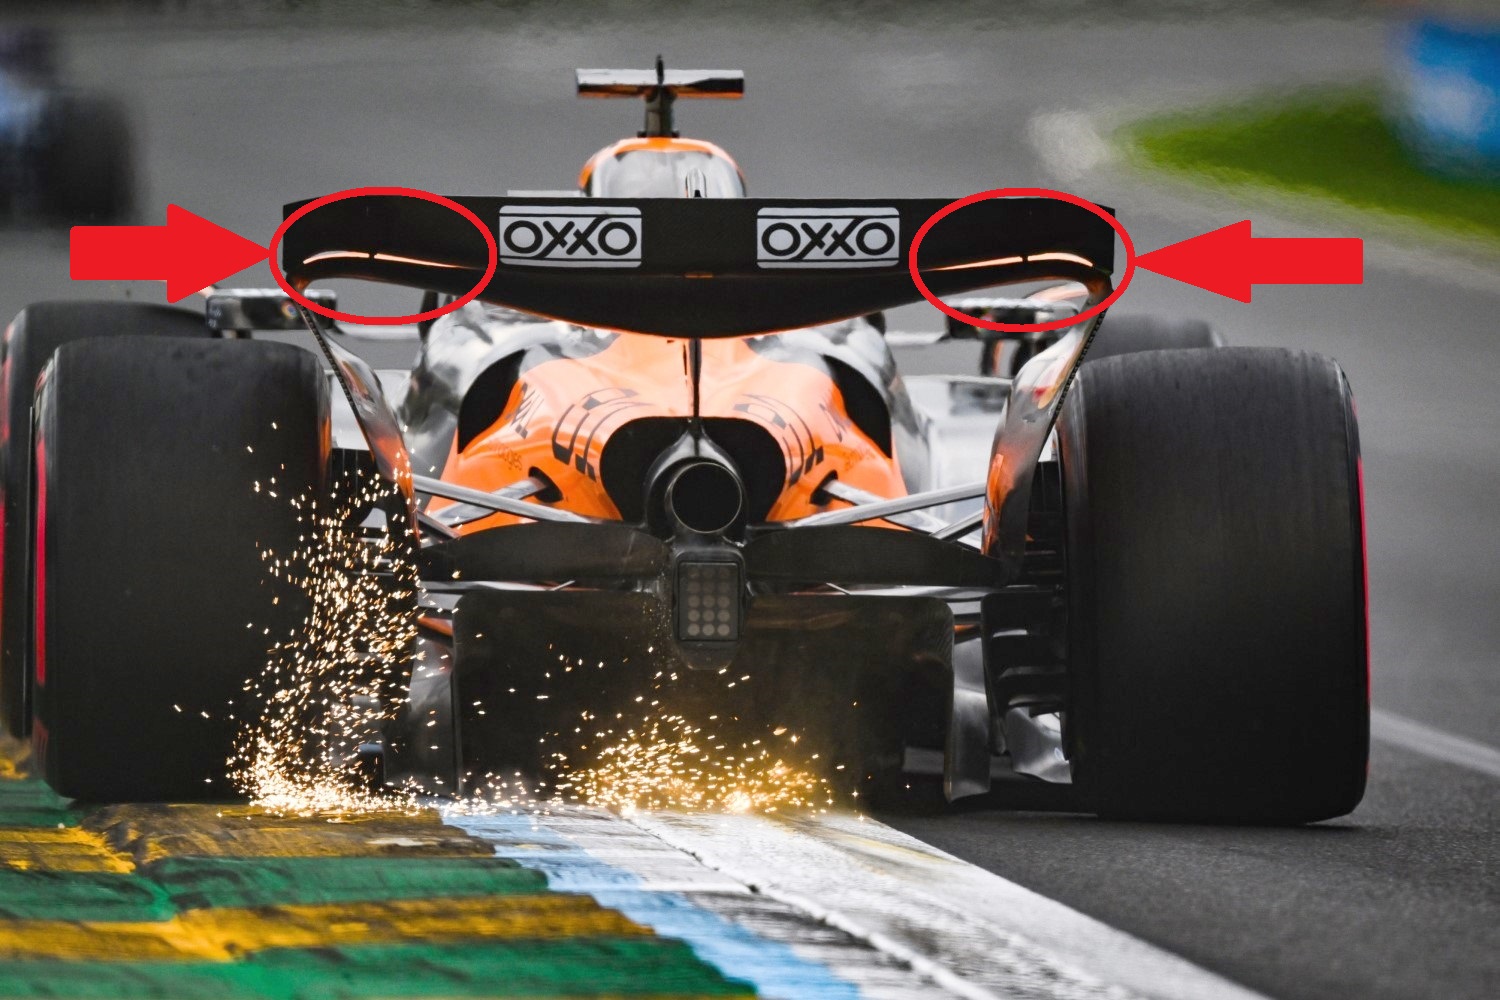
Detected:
left=32, top=434, right=44, bottom=690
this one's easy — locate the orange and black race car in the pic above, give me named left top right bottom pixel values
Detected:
left=1, top=62, right=1369, bottom=823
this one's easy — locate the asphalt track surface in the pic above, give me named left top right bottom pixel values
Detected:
left=0, top=4, right=1494, bottom=999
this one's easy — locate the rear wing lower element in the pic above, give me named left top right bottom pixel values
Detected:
left=282, top=196, right=1116, bottom=338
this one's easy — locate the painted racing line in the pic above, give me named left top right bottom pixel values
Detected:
left=1370, top=709, right=1500, bottom=780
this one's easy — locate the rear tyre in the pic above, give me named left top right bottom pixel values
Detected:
left=1084, top=315, right=1223, bottom=363
left=1, top=301, right=210, bottom=737
left=32, top=337, right=327, bottom=801
left=1059, top=348, right=1368, bottom=824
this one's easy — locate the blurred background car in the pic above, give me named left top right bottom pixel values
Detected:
left=0, top=25, right=135, bottom=226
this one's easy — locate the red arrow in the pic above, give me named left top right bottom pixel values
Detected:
left=70, top=205, right=269, bottom=303
left=1134, top=220, right=1363, bottom=302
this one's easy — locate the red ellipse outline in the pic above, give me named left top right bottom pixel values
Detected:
left=267, top=186, right=499, bottom=326
left=908, top=187, right=1136, bottom=334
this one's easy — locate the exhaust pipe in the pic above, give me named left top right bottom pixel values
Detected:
left=663, top=460, right=744, bottom=535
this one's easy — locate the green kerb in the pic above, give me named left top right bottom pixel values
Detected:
left=0, top=938, right=755, bottom=998
left=0, top=869, right=174, bottom=921
left=146, top=855, right=548, bottom=909
left=0, top=856, right=548, bottom=922
left=0, top=778, right=83, bottom=827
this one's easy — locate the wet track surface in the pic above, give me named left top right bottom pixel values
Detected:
left=0, top=4, right=1495, bottom=999
left=897, top=744, right=1499, bottom=1000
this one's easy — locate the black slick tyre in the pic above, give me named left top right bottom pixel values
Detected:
left=1059, top=347, right=1368, bottom=824
left=1085, top=315, right=1223, bottom=363
left=0, top=301, right=209, bottom=737
left=31, top=337, right=327, bottom=801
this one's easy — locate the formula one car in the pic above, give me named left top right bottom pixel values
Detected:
left=0, top=63, right=1369, bottom=823
left=0, top=27, right=135, bottom=226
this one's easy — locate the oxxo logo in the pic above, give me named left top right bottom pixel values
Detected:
left=498, top=206, right=642, bottom=268
left=756, top=206, right=900, bottom=268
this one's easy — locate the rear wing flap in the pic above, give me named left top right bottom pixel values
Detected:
left=282, top=196, right=1116, bottom=337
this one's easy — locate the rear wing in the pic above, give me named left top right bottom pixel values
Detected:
left=281, top=195, right=1116, bottom=338
left=577, top=59, right=743, bottom=137
left=576, top=67, right=744, bottom=99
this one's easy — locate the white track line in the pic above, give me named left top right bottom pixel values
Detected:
left=449, top=807, right=954, bottom=999
left=633, top=811, right=1270, bottom=1000
left=1371, top=709, right=1500, bottom=779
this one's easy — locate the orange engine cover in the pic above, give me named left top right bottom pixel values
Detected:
left=431, top=334, right=906, bottom=531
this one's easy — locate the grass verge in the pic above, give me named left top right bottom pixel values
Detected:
left=1121, top=87, right=1500, bottom=246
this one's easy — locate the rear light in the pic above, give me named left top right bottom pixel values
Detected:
left=675, top=557, right=742, bottom=642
